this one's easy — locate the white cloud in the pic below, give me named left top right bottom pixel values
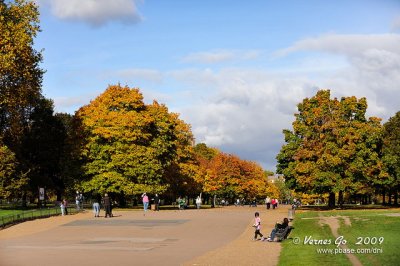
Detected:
left=276, top=34, right=400, bottom=57
left=392, top=16, right=400, bottom=32
left=182, top=50, right=261, bottom=64
left=53, top=94, right=96, bottom=113
left=172, top=33, right=400, bottom=170
left=50, top=33, right=400, bottom=171
left=171, top=67, right=315, bottom=170
left=36, top=0, right=142, bottom=26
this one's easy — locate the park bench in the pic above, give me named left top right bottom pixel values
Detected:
left=275, top=225, right=294, bottom=241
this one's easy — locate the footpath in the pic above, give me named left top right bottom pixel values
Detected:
left=0, top=205, right=289, bottom=266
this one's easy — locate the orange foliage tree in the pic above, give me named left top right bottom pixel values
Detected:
left=75, top=85, right=196, bottom=197
left=194, top=143, right=275, bottom=201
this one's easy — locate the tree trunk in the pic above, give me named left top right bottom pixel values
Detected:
left=394, top=190, right=399, bottom=206
left=211, top=195, right=216, bottom=208
left=382, top=189, right=386, bottom=205
left=338, top=191, right=343, bottom=208
left=22, top=191, right=27, bottom=208
left=328, top=192, right=335, bottom=208
left=56, top=190, right=62, bottom=202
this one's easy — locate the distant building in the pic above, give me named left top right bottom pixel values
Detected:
left=267, top=174, right=284, bottom=183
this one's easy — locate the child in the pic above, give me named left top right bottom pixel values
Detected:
left=253, top=212, right=265, bottom=241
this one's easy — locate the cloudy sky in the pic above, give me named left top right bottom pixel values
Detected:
left=33, top=0, right=400, bottom=171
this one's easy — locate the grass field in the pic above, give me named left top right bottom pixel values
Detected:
left=279, top=208, right=400, bottom=266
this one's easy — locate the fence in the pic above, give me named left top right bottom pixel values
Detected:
left=0, top=206, right=81, bottom=229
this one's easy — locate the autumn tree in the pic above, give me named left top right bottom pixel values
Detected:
left=76, top=85, right=194, bottom=200
left=0, top=0, right=45, bottom=202
left=194, top=143, right=274, bottom=203
left=276, top=90, right=384, bottom=207
left=163, top=118, right=202, bottom=199
left=382, top=111, right=400, bottom=205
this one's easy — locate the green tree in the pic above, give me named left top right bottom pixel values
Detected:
left=55, top=113, right=85, bottom=199
left=22, top=98, right=69, bottom=201
left=382, top=111, right=400, bottom=205
left=0, top=0, right=44, bottom=202
left=0, top=140, right=27, bottom=199
left=276, top=90, right=384, bottom=207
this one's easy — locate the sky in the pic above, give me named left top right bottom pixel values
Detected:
left=32, top=0, right=400, bottom=171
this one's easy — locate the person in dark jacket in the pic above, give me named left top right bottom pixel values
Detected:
left=154, top=194, right=160, bottom=211
left=266, top=218, right=289, bottom=241
left=103, top=193, right=112, bottom=218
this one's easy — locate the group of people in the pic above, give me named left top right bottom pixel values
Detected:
left=141, top=192, right=161, bottom=214
left=253, top=212, right=290, bottom=242
left=59, top=192, right=210, bottom=217
left=264, top=197, right=279, bottom=210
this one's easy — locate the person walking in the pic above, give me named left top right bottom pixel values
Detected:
left=154, top=194, right=160, bottom=211
left=60, top=201, right=65, bottom=216
left=93, top=198, right=100, bottom=217
left=103, top=193, right=112, bottom=218
left=62, top=199, right=68, bottom=215
left=75, top=192, right=80, bottom=211
left=142, top=192, right=149, bottom=214
left=271, top=198, right=276, bottom=209
left=196, top=196, right=201, bottom=209
left=266, top=196, right=271, bottom=210
left=253, top=212, right=265, bottom=241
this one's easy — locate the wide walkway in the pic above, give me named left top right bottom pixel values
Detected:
left=0, top=205, right=289, bottom=266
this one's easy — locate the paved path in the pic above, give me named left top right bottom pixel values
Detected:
left=0, top=206, right=289, bottom=266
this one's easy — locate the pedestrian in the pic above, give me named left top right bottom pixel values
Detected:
left=93, top=198, right=100, bottom=217
left=196, top=196, right=201, bottom=209
left=79, top=193, right=84, bottom=210
left=60, top=201, right=65, bottom=216
left=62, top=199, right=68, bottom=215
left=266, top=196, right=271, bottom=209
left=177, top=196, right=185, bottom=210
left=271, top=198, right=276, bottom=209
left=75, top=192, right=80, bottom=210
left=154, top=194, right=160, bottom=211
left=141, top=192, right=149, bottom=214
left=103, top=193, right=112, bottom=218
left=253, top=212, right=265, bottom=241
left=274, top=198, right=279, bottom=209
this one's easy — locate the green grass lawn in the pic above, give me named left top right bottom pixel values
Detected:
left=0, top=209, right=25, bottom=216
left=279, top=208, right=400, bottom=266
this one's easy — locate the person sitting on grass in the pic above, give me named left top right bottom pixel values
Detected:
left=266, top=218, right=289, bottom=242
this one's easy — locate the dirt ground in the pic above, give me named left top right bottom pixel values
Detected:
left=0, top=205, right=289, bottom=266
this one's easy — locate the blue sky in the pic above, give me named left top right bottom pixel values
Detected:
left=33, top=0, right=400, bottom=171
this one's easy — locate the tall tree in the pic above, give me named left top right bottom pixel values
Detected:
left=0, top=0, right=44, bottom=201
left=382, top=111, right=400, bottom=205
left=76, top=85, right=193, bottom=197
left=276, top=90, right=384, bottom=207
left=22, top=98, right=68, bottom=201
